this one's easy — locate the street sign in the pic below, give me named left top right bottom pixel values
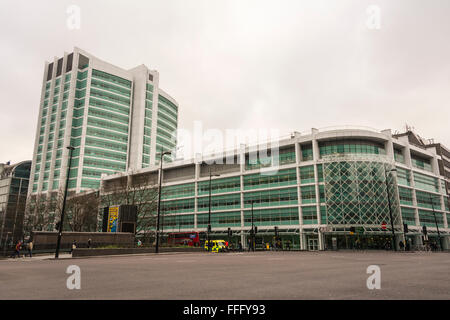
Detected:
left=381, top=222, right=387, bottom=230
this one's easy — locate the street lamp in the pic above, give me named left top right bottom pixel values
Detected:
left=383, top=166, right=397, bottom=251
left=55, top=146, right=75, bottom=259
left=428, top=194, right=442, bottom=250
left=251, top=200, right=255, bottom=252
left=155, top=150, right=172, bottom=254
left=207, top=167, right=220, bottom=252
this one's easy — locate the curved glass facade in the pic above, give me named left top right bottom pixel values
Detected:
left=321, top=156, right=401, bottom=227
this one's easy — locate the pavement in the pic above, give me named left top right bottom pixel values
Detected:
left=0, top=250, right=449, bottom=300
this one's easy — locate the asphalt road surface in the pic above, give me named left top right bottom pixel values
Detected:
left=0, top=251, right=449, bottom=299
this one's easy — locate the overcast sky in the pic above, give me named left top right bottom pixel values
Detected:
left=1, top=0, right=449, bottom=163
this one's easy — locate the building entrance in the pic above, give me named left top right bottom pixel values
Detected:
left=324, top=234, right=394, bottom=250
left=307, top=236, right=319, bottom=251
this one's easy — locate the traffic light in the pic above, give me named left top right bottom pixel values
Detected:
left=274, top=226, right=278, bottom=237
left=254, top=226, right=257, bottom=234
left=207, top=224, right=211, bottom=233
left=422, top=225, right=427, bottom=235
left=227, top=228, right=232, bottom=237
left=55, top=221, right=61, bottom=230
left=403, top=223, right=408, bottom=234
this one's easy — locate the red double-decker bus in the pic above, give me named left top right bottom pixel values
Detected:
left=167, top=232, right=205, bottom=246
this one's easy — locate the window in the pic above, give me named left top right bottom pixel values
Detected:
left=243, top=207, right=299, bottom=226
left=243, top=169, right=297, bottom=190
left=319, top=140, right=385, bottom=157
left=299, top=166, right=315, bottom=184
left=413, top=172, right=439, bottom=192
left=243, top=188, right=298, bottom=208
left=301, top=185, right=316, bottom=204
left=301, top=144, right=313, bottom=161
left=401, top=207, right=416, bottom=225
left=394, top=148, right=405, bottom=163
left=302, top=206, right=318, bottom=224
left=411, top=154, right=432, bottom=172
left=398, top=187, right=413, bottom=206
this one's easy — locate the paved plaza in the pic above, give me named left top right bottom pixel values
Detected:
left=0, top=251, right=449, bottom=300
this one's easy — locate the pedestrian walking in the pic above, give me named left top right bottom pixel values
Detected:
left=399, top=240, right=404, bottom=251
left=87, top=238, right=92, bottom=248
left=13, top=241, right=22, bottom=258
left=71, top=240, right=77, bottom=254
left=238, top=242, right=242, bottom=252
left=286, top=240, right=291, bottom=251
left=27, top=241, right=33, bottom=257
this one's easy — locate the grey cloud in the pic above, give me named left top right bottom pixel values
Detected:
left=0, top=0, right=449, bottom=163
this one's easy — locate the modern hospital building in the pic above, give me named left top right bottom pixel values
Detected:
left=28, top=47, right=178, bottom=196
left=101, top=127, right=450, bottom=251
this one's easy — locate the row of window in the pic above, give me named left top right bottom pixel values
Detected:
left=159, top=206, right=327, bottom=229
left=91, top=69, right=132, bottom=88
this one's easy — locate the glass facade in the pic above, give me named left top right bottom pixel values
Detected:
left=94, top=126, right=449, bottom=250
left=155, top=93, right=178, bottom=165
left=0, top=162, right=31, bottom=245
left=30, top=50, right=179, bottom=195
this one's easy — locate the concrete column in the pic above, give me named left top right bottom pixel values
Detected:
left=441, top=236, right=449, bottom=250
left=314, top=164, right=321, bottom=224
left=428, top=148, right=440, bottom=176
left=311, top=129, right=320, bottom=162
left=408, top=168, right=420, bottom=226
left=381, top=129, right=394, bottom=161
left=318, top=230, right=324, bottom=250
left=300, top=230, right=306, bottom=250
left=296, top=165, right=302, bottom=237
left=294, top=142, right=301, bottom=165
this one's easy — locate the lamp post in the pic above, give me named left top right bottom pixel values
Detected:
left=207, top=168, right=220, bottom=252
left=251, top=200, right=255, bottom=252
left=55, top=146, right=75, bottom=259
left=428, top=194, right=442, bottom=250
left=383, top=166, right=397, bottom=251
left=155, top=150, right=172, bottom=254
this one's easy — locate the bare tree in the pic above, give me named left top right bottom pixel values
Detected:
left=65, top=190, right=100, bottom=232
left=23, top=191, right=63, bottom=236
left=101, top=172, right=159, bottom=243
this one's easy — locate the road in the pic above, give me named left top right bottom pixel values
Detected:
left=0, top=251, right=449, bottom=299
